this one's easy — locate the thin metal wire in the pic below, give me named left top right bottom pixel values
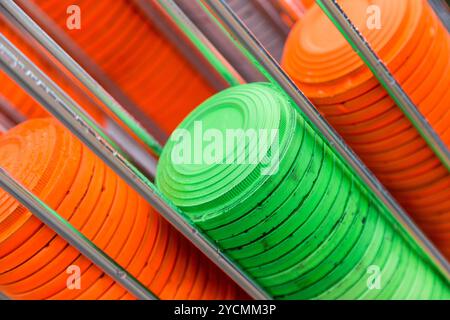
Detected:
left=203, top=0, right=450, bottom=279
left=316, top=0, right=450, bottom=173
left=0, top=0, right=164, bottom=156
left=0, top=168, right=157, bottom=300
left=0, top=29, right=270, bottom=300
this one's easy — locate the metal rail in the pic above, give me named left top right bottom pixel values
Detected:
left=316, top=0, right=450, bottom=173
left=203, top=0, right=450, bottom=279
left=0, top=168, right=157, bottom=300
left=0, top=29, right=270, bottom=300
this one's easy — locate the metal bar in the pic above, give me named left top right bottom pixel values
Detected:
left=0, top=34, right=127, bottom=153
left=253, top=0, right=290, bottom=36
left=0, top=27, right=269, bottom=300
left=105, top=120, right=158, bottom=179
left=0, top=168, right=157, bottom=300
left=0, top=0, right=164, bottom=156
left=0, top=111, right=14, bottom=132
left=223, top=0, right=287, bottom=61
left=203, top=0, right=450, bottom=279
left=428, top=0, right=450, bottom=31
left=175, top=0, right=265, bottom=82
left=316, top=0, right=450, bottom=173
left=147, top=0, right=244, bottom=87
left=0, top=292, right=10, bottom=300
left=0, top=93, right=25, bottom=124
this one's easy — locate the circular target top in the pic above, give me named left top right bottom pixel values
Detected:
left=157, top=83, right=298, bottom=223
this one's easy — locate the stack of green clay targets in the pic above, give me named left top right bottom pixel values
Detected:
left=156, top=83, right=450, bottom=299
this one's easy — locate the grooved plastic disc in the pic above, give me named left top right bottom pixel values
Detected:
left=157, top=83, right=297, bottom=228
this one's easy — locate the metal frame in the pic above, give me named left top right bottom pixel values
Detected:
left=0, top=93, right=25, bottom=125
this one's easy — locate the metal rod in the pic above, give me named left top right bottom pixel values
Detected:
left=1, top=0, right=164, bottom=155
left=316, top=0, right=450, bottom=173
left=0, top=292, right=10, bottom=300
left=147, top=0, right=244, bottom=87
left=175, top=0, right=265, bottom=82
left=428, top=0, right=450, bottom=31
left=0, top=29, right=156, bottom=179
left=0, top=28, right=269, bottom=300
left=0, top=167, right=157, bottom=300
left=203, top=0, right=450, bottom=278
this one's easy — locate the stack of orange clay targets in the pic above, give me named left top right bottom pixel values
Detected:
left=0, top=118, right=244, bottom=300
left=22, top=0, right=215, bottom=134
left=282, top=0, right=450, bottom=258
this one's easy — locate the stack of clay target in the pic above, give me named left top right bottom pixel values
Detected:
left=28, top=0, right=214, bottom=134
left=0, top=21, right=104, bottom=123
left=0, top=118, right=243, bottom=300
left=282, top=0, right=450, bottom=258
left=156, top=82, right=450, bottom=299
